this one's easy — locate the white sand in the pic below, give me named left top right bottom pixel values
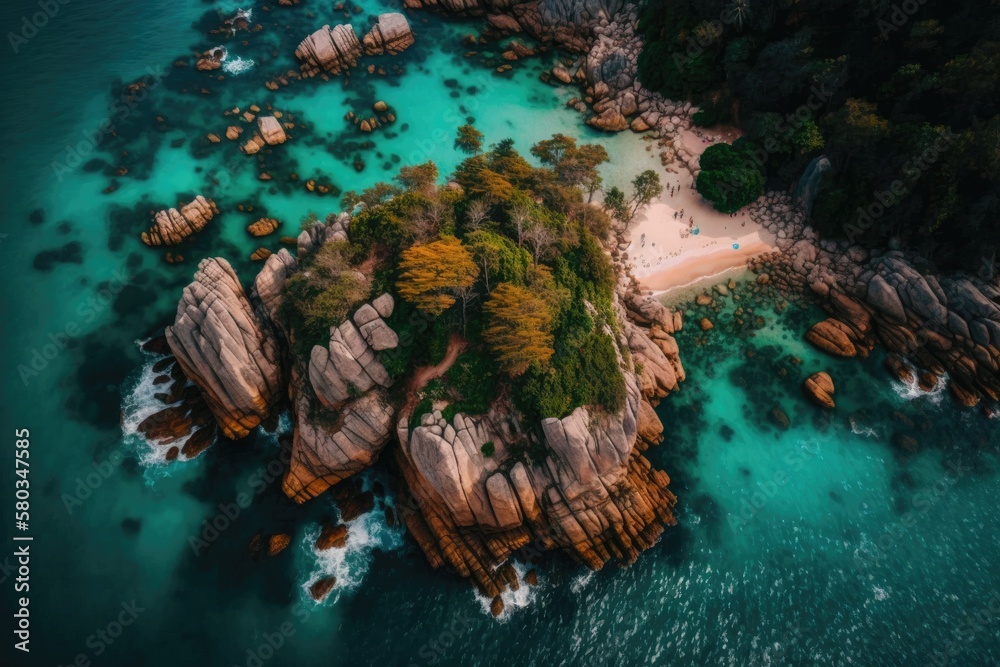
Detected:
left=622, top=126, right=777, bottom=299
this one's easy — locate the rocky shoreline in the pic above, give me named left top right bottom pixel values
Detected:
left=743, top=192, right=1000, bottom=415
left=121, top=0, right=998, bottom=614
left=135, top=195, right=687, bottom=604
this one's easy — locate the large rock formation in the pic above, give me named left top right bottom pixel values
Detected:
left=295, top=23, right=362, bottom=76
left=283, top=377, right=396, bottom=502
left=806, top=256, right=1000, bottom=407
left=284, top=294, right=400, bottom=502
left=747, top=191, right=1000, bottom=410
left=256, top=116, right=287, bottom=145
left=362, top=13, right=415, bottom=55
left=165, top=258, right=284, bottom=438
left=296, top=13, right=414, bottom=77
left=154, top=209, right=684, bottom=598
left=395, top=340, right=676, bottom=598
left=141, top=196, right=218, bottom=246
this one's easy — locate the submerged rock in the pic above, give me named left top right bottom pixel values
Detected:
left=268, top=534, right=292, bottom=556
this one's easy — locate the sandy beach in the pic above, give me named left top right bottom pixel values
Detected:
left=622, top=126, right=778, bottom=300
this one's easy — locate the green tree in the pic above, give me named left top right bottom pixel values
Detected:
left=395, top=162, right=439, bottom=195
left=695, top=142, right=766, bottom=213
left=465, top=229, right=531, bottom=292
left=283, top=242, right=371, bottom=345
left=455, top=124, right=484, bottom=155
left=605, top=170, right=665, bottom=227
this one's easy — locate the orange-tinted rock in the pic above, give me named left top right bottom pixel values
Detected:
left=181, top=426, right=217, bottom=459
left=806, top=319, right=857, bottom=357
left=141, top=196, right=218, bottom=246
left=310, top=576, right=336, bottom=601
left=803, top=372, right=836, bottom=409
left=490, top=596, right=504, bottom=617
left=268, top=534, right=292, bottom=556
left=247, top=218, right=280, bottom=237
left=316, top=523, right=348, bottom=550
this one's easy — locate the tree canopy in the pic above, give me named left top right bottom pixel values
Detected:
left=637, top=0, right=1000, bottom=267
left=483, top=283, right=555, bottom=376
left=455, top=124, right=485, bottom=155
left=396, top=236, right=479, bottom=315
left=696, top=141, right=766, bottom=213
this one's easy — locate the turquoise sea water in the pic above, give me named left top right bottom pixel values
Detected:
left=0, top=2, right=998, bottom=665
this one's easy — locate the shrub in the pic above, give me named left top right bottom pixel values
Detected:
left=282, top=242, right=371, bottom=347
left=696, top=141, right=766, bottom=213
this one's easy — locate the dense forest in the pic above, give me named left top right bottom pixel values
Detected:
left=637, top=0, right=1000, bottom=274
left=283, top=132, right=660, bottom=439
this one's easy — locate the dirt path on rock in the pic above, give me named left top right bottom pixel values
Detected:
left=401, top=334, right=466, bottom=419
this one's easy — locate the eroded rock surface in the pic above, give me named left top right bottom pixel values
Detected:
left=362, top=13, right=415, bottom=55
left=165, top=258, right=284, bottom=438
left=395, top=361, right=676, bottom=598
left=284, top=294, right=400, bottom=502
left=141, top=196, right=218, bottom=246
left=295, top=23, right=362, bottom=76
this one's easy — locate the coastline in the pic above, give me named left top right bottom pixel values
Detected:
left=618, top=126, right=778, bottom=297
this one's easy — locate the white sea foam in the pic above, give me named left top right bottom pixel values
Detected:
left=472, top=559, right=539, bottom=621
left=890, top=359, right=948, bottom=404
left=849, top=417, right=879, bottom=439
left=222, top=55, right=255, bottom=75
left=300, top=473, right=405, bottom=605
left=120, top=341, right=193, bottom=467
left=569, top=570, right=595, bottom=594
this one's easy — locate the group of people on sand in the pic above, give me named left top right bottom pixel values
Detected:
left=693, top=129, right=720, bottom=145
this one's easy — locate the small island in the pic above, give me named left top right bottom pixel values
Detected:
left=140, top=134, right=685, bottom=606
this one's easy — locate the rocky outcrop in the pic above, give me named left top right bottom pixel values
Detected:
left=141, top=196, right=218, bottom=246
left=247, top=217, right=280, bottom=237
left=196, top=48, right=224, bottom=71
left=252, top=248, right=296, bottom=325
left=154, top=207, right=683, bottom=600
left=297, top=13, right=414, bottom=77
left=749, top=191, right=1000, bottom=411
left=395, top=357, right=676, bottom=598
left=256, top=116, right=287, bottom=145
left=404, top=0, right=625, bottom=51
left=165, top=258, right=284, bottom=438
left=283, top=379, right=395, bottom=502
left=362, top=13, right=415, bottom=55
left=295, top=23, right=362, bottom=77
left=283, top=294, right=400, bottom=502
left=803, top=372, right=835, bottom=409
left=308, top=299, right=397, bottom=409
left=392, top=276, right=680, bottom=597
